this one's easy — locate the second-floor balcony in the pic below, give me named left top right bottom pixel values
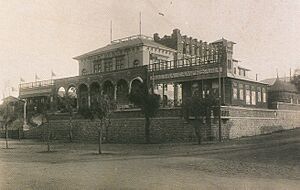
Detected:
left=19, top=79, right=54, bottom=90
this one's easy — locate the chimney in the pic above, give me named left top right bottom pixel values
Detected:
left=153, top=33, right=160, bottom=42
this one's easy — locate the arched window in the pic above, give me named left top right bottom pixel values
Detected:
left=82, top=69, right=87, bottom=76
left=133, top=59, right=140, bottom=67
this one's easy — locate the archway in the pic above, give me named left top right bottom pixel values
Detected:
left=78, top=84, right=89, bottom=109
left=90, top=82, right=101, bottom=106
left=130, top=78, right=143, bottom=95
left=117, top=79, right=129, bottom=104
left=57, top=87, right=66, bottom=97
left=103, top=80, right=114, bottom=100
left=67, top=86, right=77, bottom=109
left=57, top=87, right=66, bottom=111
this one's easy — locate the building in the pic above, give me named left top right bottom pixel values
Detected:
left=19, top=29, right=269, bottom=112
left=17, top=29, right=300, bottom=142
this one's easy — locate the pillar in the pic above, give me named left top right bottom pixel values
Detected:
left=174, top=83, right=178, bottom=106
left=114, top=84, right=117, bottom=101
left=88, top=88, right=91, bottom=108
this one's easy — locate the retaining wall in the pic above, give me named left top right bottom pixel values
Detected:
left=23, top=106, right=300, bottom=143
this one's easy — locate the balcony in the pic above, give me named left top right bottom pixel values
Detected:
left=19, top=79, right=54, bottom=90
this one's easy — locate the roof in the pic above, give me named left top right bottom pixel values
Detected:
left=211, top=38, right=236, bottom=44
left=269, top=78, right=297, bottom=93
left=260, top=77, right=291, bottom=85
left=74, top=35, right=176, bottom=60
left=2, top=96, right=21, bottom=103
left=227, top=73, right=268, bottom=85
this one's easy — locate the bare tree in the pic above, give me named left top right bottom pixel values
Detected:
left=27, top=99, right=53, bottom=152
left=79, top=94, right=116, bottom=154
left=0, top=99, right=23, bottom=148
left=58, top=95, right=76, bottom=142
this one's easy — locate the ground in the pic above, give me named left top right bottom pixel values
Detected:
left=0, top=129, right=299, bottom=190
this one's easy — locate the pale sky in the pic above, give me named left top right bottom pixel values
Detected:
left=0, top=0, right=300, bottom=99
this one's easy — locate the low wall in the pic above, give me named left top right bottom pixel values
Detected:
left=24, top=117, right=197, bottom=143
left=212, top=106, right=300, bottom=139
left=23, top=106, right=300, bottom=143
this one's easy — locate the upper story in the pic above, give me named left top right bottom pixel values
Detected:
left=152, top=29, right=251, bottom=81
left=74, top=35, right=176, bottom=76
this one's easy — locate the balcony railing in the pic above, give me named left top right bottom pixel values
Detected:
left=111, top=34, right=153, bottom=44
left=19, top=79, right=54, bottom=90
left=148, top=53, right=224, bottom=72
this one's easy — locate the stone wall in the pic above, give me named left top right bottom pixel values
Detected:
left=24, top=117, right=197, bottom=143
left=23, top=106, right=300, bottom=143
left=212, top=106, right=300, bottom=139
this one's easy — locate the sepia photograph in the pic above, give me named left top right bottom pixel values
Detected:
left=0, top=0, right=299, bottom=189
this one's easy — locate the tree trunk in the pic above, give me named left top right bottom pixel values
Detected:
left=18, top=126, right=21, bottom=141
left=145, top=117, right=150, bottom=144
left=42, top=124, right=45, bottom=142
left=47, top=122, right=51, bottom=152
left=5, top=124, right=9, bottom=149
left=98, top=129, right=102, bottom=154
left=194, top=117, right=202, bottom=145
left=69, top=117, right=73, bottom=143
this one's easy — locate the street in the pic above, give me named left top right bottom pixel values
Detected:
left=0, top=129, right=299, bottom=190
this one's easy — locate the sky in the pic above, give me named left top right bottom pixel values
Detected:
left=0, top=0, right=299, bottom=99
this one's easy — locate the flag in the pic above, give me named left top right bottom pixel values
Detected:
left=158, top=12, right=165, bottom=16
left=35, top=74, right=40, bottom=81
left=20, top=77, right=25, bottom=82
left=51, top=70, right=56, bottom=77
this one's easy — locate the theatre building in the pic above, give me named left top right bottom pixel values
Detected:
left=20, top=29, right=299, bottom=143
left=19, top=29, right=268, bottom=111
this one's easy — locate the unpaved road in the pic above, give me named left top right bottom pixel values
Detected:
left=0, top=129, right=299, bottom=190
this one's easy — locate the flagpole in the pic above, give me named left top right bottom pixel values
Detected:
left=110, top=20, right=113, bottom=43
left=139, top=11, right=142, bottom=36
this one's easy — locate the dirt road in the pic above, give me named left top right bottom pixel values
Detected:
left=0, top=129, right=299, bottom=190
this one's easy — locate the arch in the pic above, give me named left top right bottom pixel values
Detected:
left=67, top=86, right=77, bottom=109
left=57, top=87, right=66, bottom=97
left=78, top=83, right=89, bottom=109
left=116, top=79, right=129, bottom=104
left=129, top=77, right=143, bottom=93
left=90, top=82, right=101, bottom=106
left=103, top=80, right=114, bottom=100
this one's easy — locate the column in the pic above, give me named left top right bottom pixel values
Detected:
left=173, top=83, right=178, bottom=106
left=88, top=88, right=91, bottom=108
left=114, top=84, right=117, bottom=101
left=162, top=83, right=165, bottom=107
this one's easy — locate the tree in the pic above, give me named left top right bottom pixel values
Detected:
left=27, top=99, right=53, bottom=152
left=57, top=96, right=76, bottom=142
left=128, top=82, right=160, bottom=144
left=0, top=99, right=23, bottom=148
left=291, top=74, right=300, bottom=91
left=182, top=93, right=218, bottom=144
left=78, top=94, right=116, bottom=154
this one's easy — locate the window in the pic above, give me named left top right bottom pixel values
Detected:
left=233, top=82, right=238, bottom=99
left=251, top=91, right=256, bottom=105
left=239, top=84, right=244, bottom=100
left=104, top=59, right=113, bottom=72
left=251, top=86, right=256, bottom=105
left=116, top=56, right=125, bottom=70
left=234, top=67, right=237, bottom=74
left=81, top=69, right=87, bottom=76
left=262, top=88, right=267, bottom=102
left=257, top=87, right=262, bottom=102
left=93, top=64, right=101, bottom=73
left=228, top=60, right=232, bottom=69
left=133, top=59, right=140, bottom=67
left=245, top=85, right=250, bottom=105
